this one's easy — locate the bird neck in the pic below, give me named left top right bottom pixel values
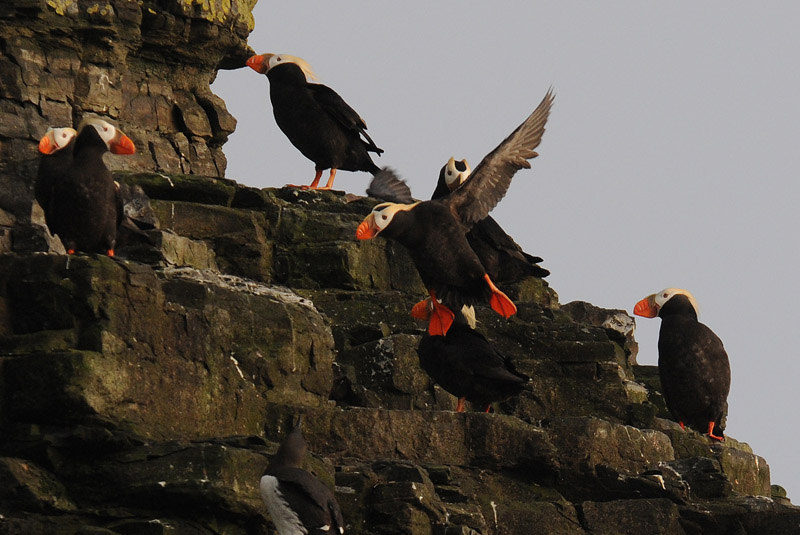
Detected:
left=659, top=295, right=698, bottom=321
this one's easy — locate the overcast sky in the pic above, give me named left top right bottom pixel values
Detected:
left=213, top=2, right=800, bottom=499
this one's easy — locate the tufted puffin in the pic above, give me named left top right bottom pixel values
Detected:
left=432, top=157, right=550, bottom=281
left=357, top=89, right=554, bottom=335
left=634, top=288, right=731, bottom=441
left=260, top=416, right=344, bottom=535
left=246, top=53, right=383, bottom=191
left=40, top=118, right=135, bottom=256
left=417, top=308, right=531, bottom=412
left=36, top=127, right=78, bottom=231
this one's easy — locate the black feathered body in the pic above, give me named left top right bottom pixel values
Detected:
left=267, top=63, right=380, bottom=174
left=35, top=139, right=75, bottom=231
left=261, top=418, right=344, bottom=535
left=657, top=296, right=731, bottom=436
left=431, top=172, right=548, bottom=281
left=417, top=320, right=528, bottom=408
left=381, top=202, right=491, bottom=309
left=46, top=128, right=118, bottom=253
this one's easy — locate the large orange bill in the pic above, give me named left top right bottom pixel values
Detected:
left=246, top=54, right=272, bottom=74
left=633, top=295, right=658, bottom=318
left=356, top=214, right=378, bottom=240
left=38, top=134, right=56, bottom=154
left=110, top=132, right=135, bottom=155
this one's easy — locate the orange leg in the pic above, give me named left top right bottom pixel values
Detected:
left=483, top=274, right=517, bottom=318
left=707, top=421, right=724, bottom=441
left=319, top=169, right=337, bottom=190
left=410, top=297, right=432, bottom=320
left=484, top=405, right=492, bottom=414
left=288, top=169, right=323, bottom=189
left=679, top=421, right=686, bottom=430
left=67, top=249, right=76, bottom=255
left=456, top=397, right=466, bottom=412
left=106, top=249, right=115, bottom=257
left=426, top=290, right=454, bottom=336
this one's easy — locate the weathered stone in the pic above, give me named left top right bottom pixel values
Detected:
left=0, top=457, right=76, bottom=513
left=580, top=498, right=684, bottom=535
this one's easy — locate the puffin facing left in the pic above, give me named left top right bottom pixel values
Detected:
left=634, top=288, right=731, bottom=441
left=36, top=126, right=78, bottom=231
left=246, top=53, right=383, bottom=191
left=39, top=118, right=135, bottom=256
left=260, top=416, right=345, bottom=535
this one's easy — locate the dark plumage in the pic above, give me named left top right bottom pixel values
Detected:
left=634, top=288, right=731, bottom=440
left=260, top=416, right=344, bottom=535
left=432, top=157, right=549, bottom=281
left=37, top=118, right=135, bottom=256
left=247, top=53, right=382, bottom=191
left=36, top=127, right=77, bottom=232
left=358, top=90, right=554, bottom=335
left=417, top=310, right=530, bottom=412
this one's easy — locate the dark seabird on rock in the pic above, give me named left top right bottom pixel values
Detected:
left=357, top=89, right=554, bottom=335
left=36, top=126, right=78, bottom=231
left=260, top=416, right=345, bottom=535
left=246, top=53, right=382, bottom=191
left=417, top=308, right=531, bottom=412
left=634, top=288, right=731, bottom=441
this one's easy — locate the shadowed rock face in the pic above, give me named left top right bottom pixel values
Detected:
left=0, top=173, right=794, bottom=535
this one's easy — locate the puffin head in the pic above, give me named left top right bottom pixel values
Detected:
left=77, top=118, right=136, bottom=155
left=356, top=201, right=420, bottom=240
left=38, top=127, right=78, bottom=155
left=634, top=288, right=700, bottom=318
left=246, top=53, right=318, bottom=81
left=442, top=157, right=471, bottom=191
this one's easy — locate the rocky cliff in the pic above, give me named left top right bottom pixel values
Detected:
left=1, top=2, right=799, bottom=534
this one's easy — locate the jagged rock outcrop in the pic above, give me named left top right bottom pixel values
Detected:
left=0, top=174, right=797, bottom=535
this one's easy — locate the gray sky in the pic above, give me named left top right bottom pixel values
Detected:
left=213, top=2, right=800, bottom=499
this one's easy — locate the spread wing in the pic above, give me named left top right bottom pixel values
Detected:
left=366, top=167, right=417, bottom=203
left=445, top=89, right=554, bottom=228
left=311, top=83, right=383, bottom=153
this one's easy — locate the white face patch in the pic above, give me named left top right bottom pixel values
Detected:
left=444, top=157, right=471, bottom=189
left=49, top=127, right=77, bottom=150
left=268, top=53, right=318, bottom=81
left=654, top=288, right=700, bottom=316
left=371, top=202, right=419, bottom=231
left=87, top=119, right=117, bottom=149
left=260, top=475, right=308, bottom=535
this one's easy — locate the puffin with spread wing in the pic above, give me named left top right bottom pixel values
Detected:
left=432, top=156, right=550, bottom=281
left=357, top=90, right=554, bottom=335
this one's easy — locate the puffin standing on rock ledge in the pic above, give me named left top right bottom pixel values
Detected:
left=246, top=53, right=383, bottom=191
left=36, top=118, right=135, bottom=256
left=634, top=288, right=731, bottom=441
left=357, top=89, right=554, bottom=335
left=260, top=416, right=344, bottom=535
left=417, top=308, right=533, bottom=412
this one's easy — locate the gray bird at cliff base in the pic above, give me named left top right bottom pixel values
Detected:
left=260, top=416, right=345, bottom=535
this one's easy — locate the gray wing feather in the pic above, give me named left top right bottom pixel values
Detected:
left=446, top=89, right=554, bottom=227
left=366, top=167, right=416, bottom=203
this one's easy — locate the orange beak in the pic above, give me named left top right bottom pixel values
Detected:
left=38, top=133, right=56, bottom=154
left=633, top=294, right=659, bottom=318
left=110, top=131, right=135, bottom=155
left=246, top=54, right=272, bottom=74
left=356, top=214, right=379, bottom=240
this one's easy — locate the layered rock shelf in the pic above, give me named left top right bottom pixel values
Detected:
left=0, top=173, right=797, bottom=535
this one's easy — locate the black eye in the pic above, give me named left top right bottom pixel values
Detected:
left=381, top=215, right=388, bottom=220
left=447, top=171, right=453, bottom=176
